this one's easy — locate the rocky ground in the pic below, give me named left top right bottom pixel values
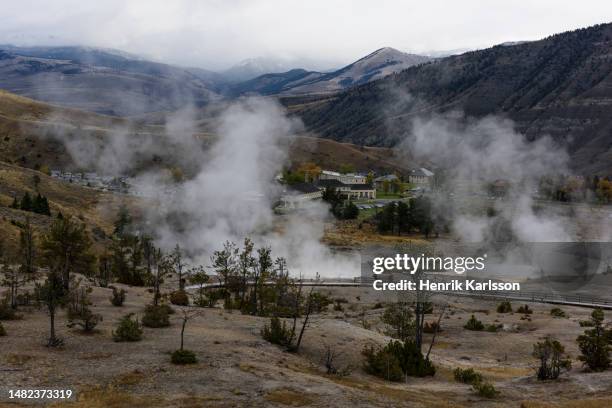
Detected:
left=1, top=283, right=612, bottom=407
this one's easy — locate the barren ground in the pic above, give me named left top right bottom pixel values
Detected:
left=2, top=282, right=612, bottom=408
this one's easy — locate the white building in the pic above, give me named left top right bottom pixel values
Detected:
left=408, top=168, right=434, bottom=187
left=316, top=179, right=376, bottom=200
left=318, top=170, right=367, bottom=185
left=279, top=183, right=323, bottom=209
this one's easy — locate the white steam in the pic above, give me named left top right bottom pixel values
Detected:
left=398, top=111, right=574, bottom=242
left=137, top=98, right=359, bottom=277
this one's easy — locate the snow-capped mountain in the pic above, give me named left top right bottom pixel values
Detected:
left=230, top=47, right=431, bottom=95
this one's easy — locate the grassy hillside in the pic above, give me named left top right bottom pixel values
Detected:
left=0, top=89, right=134, bottom=170
left=0, top=160, right=126, bottom=254
left=0, top=89, right=413, bottom=175
left=290, top=135, right=413, bottom=175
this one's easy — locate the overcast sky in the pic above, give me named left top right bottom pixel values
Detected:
left=0, top=0, right=611, bottom=71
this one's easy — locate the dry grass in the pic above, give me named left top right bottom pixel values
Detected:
left=287, top=361, right=466, bottom=407
left=264, top=388, right=314, bottom=406
left=323, top=220, right=432, bottom=246
left=0, top=160, right=135, bottom=253
left=113, top=370, right=147, bottom=387
left=477, top=365, right=533, bottom=379
left=520, top=399, right=612, bottom=408
left=238, top=363, right=259, bottom=375
left=289, top=135, right=412, bottom=175
left=47, top=386, right=225, bottom=408
left=49, top=386, right=164, bottom=408
left=77, top=352, right=113, bottom=361
left=5, top=353, right=35, bottom=366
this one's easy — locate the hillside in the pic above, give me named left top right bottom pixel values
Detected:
left=230, top=48, right=431, bottom=96
left=0, top=160, right=124, bottom=253
left=0, top=90, right=412, bottom=176
left=221, top=55, right=331, bottom=82
left=0, top=89, right=156, bottom=171
left=290, top=135, right=413, bottom=175
left=291, top=23, right=612, bottom=175
left=0, top=46, right=221, bottom=116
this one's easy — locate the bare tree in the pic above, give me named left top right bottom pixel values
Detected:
left=96, top=251, right=112, bottom=287
left=399, top=243, right=441, bottom=351
left=178, top=309, right=200, bottom=351
left=2, top=260, right=25, bottom=309
left=19, top=217, right=36, bottom=275
left=323, top=344, right=340, bottom=374
left=425, top=304, right=447, bottom=361
left=237, top=238, right=255, bottom=310
left=170, top=244, right=186, bottom=291
left=251, top=247, right=272, bottom=316
left=292, top=284, right=319, bottom=353
left=152, top=248, right=169, bottom=306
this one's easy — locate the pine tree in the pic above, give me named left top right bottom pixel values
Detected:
left=20, top=192, right=32, bottom=212
left=34, top=195, right=51, bottom=216
left=113, top=205, right=132, bottom=236
left=397, top=201, right=410, bottom=235
left=342, top=202, right=359, bottom=220
left=43, top=196, right=51, bottom=216
left=40, top=217, right=94, bottom=291
left=32, top=193, right=43, bottom=214
left=35, top=270, right=66, bottom=347
left=377, top=202, right=397, bottom=233
left=577, top=308, right=611, bottom=371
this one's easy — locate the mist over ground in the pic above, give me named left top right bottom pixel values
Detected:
left=396, top=107, right=578, bottom=243
left=32, top=91, right=610, bottom=280
left=134, top=98, right=360, bottom=278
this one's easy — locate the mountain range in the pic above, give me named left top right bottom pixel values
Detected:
left=220, top=56, right=336, bottom=82
left=228, top=48, right=431, bottom=96
left=289, top=23, right=612, bottom=174
left=1, top=22, right=612, bottom=175
left=0, top=45, right=429, bottom=116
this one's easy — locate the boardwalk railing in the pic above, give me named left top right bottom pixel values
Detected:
left=187, top=277, right=612, bottom=310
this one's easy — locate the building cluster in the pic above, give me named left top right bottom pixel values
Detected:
left=278, top=168, right=435, bottom=210
left=317, top=170, right=376, bottom=200
left=279, top=170, right=375, bottom=209
left=50, top=170, right=131, bottom=194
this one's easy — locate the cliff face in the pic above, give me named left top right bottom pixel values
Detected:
left=294, top=23, right=612, bottom=174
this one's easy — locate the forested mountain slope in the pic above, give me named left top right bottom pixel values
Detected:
left=292, top=23, right=612, bottom=174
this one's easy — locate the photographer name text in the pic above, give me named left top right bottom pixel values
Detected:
left=372, top=279, right=520, bottom=292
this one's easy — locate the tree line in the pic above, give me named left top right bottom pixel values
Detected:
left=0, top=205, right=328, bottom=353
left=10, top=192, right=51, bottom=216
left=376, top=196, right=448, bottom=238
left=322, top=187, right=359, bottom=220
left=539, top=175, right=612, bottom=204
